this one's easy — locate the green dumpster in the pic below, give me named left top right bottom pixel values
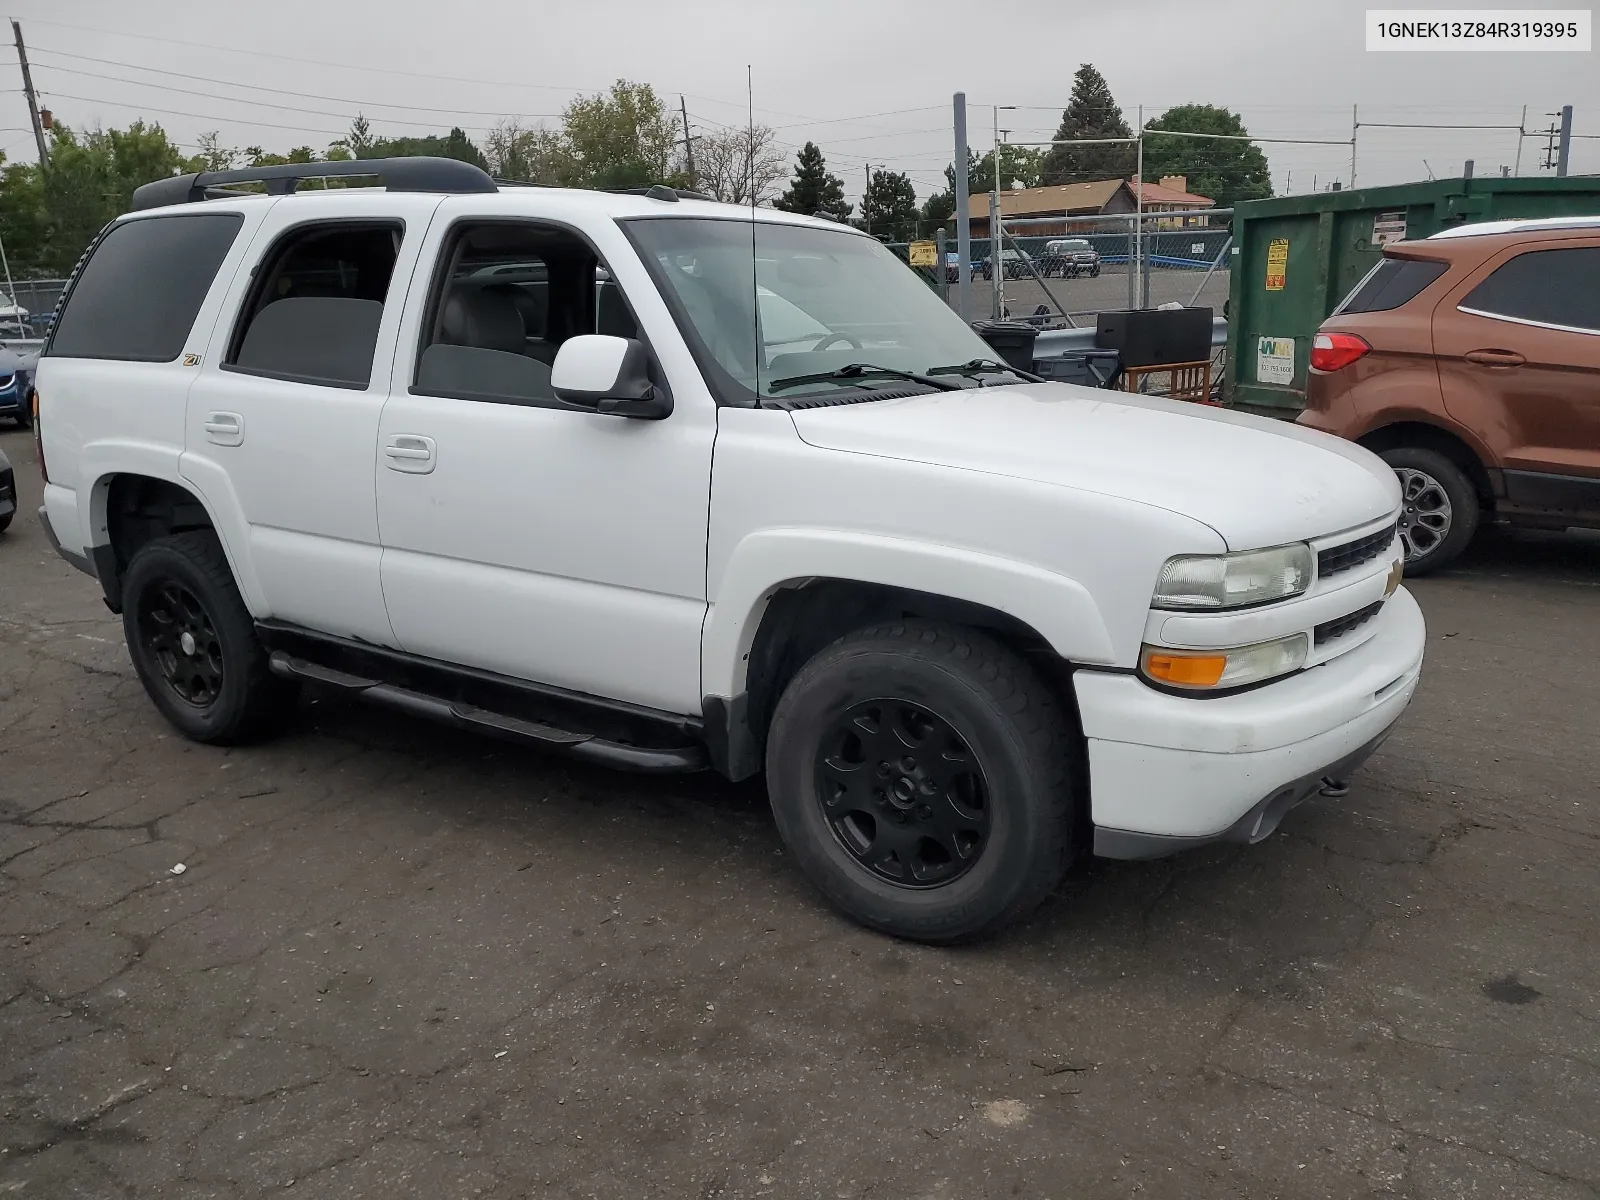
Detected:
left=1226, top=176, right=1600, bottom=412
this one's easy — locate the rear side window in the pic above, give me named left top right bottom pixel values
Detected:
left=1334, top=256, right=1448, bottom=315
left=47, top=213, right=244, bottom=362
left=225, top=222, right=400, bottom=389
left=1460, top=247, right=1600, bottom=333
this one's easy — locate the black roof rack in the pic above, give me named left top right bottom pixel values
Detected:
left=606, top=185, right=715, bottom=203
left=131, top=156, right=498, bottom=211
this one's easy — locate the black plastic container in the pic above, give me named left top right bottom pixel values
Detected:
left=970, top=320, right=1039, bottom=374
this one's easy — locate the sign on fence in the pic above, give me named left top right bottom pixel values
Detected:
left=908, top=240, right=937, bottom=268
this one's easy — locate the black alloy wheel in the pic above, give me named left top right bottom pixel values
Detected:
left=765, top=621, right=1080, bottom=942
left=136, top=579, right=226, bottom=707
left=121, top=530, right=295, bottom=744
left=816, top=698, right=991, bottom=888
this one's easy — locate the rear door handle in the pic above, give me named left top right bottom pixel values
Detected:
left=1464, top=349, right=1526, bottom=367
left=203, top=411, right=244, bottom=446
left=383, top=434, right=436, bottom=474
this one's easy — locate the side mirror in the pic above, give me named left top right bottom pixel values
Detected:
left=550, top=335, right=673, bottom=419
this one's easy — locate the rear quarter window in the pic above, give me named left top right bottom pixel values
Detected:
left=1334, top=256, right=1448, bottom=315
left=47, top=213, right=244, bottom=362
left=1460, top=246, right=1600, bottom=332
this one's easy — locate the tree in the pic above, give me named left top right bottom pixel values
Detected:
left=370, top=127, right=490, bottom=172
left=973, top=143, right=1043, bottom=192
left=1141, top=104, right=1273, bottom=207
left=337, top=114, right=377, bottom=158
left=1039, top=64, right=1136, bottom=185
left=189, top=131, right=235, bottom=173
left=485, top=119, right=569, bottom=184
left=862, top=169, right=917, bottom=241
left=560, top=80, right=683, bottom=190
left=692, top=124, right=785, bottom=204
left=774, top=142, right=851, bottom=221
left=920, top=188, right=954, bottom=229
left=39, top=122, right=186, bottom=274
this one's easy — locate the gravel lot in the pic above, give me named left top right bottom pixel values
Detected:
left=962, top=266, right=1230, bottom=324
left=3, top=424, right=1598, bottom=1199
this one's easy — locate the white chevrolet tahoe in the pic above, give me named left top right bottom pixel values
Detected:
left=31, top=158, right=1424, bottom=941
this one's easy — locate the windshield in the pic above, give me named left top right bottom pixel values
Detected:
left=625, top=216, right=1002, bottom=401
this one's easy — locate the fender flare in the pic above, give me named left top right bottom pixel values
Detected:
left=79, top=446, right=266, bottom=617
left=701, top=528, right=1116, bottom=700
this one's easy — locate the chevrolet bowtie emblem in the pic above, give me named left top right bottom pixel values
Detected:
left=1385, top=558, right=1404, bottom=597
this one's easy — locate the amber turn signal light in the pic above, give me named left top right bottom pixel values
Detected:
left=1142, top=650, right=1228, bottom=688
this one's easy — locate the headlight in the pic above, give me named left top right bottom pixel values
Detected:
left=1141, top=633, right=1309, bottom=692
left=1152, top=543, right=1314, bottom=611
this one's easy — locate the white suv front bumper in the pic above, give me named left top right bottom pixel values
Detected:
left=1076, top=586, right=1425, bottom=858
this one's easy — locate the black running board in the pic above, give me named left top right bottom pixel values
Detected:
left=267, top=652, right=708, bottom=774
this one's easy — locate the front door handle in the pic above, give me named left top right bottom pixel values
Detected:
left=203, top=411, right=244, bottom=447
left=1464, top=349, right=1526, bottom=367
left=383, top=434, right=436, bottom=474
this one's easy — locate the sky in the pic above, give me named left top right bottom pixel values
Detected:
left=2, top=0, right=1597, bottom=201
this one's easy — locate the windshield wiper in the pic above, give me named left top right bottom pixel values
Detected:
left=765, top=362, right=965, bottom=394
left=926, top=358, right=1042, bottom=384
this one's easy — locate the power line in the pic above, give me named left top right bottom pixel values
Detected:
left=29, top=47, right=562, bottom=119
left=8, top=12, right=936, bottom=130
left=35, top=91, right=359, bottom=138
left=33, top=62, right=559, bottom=128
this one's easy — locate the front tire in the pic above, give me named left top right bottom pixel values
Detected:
left=766, top=622, right=1079, bottom=943
left=1379, top=447, right=1480, bottom=574
left=121, top=531, right=295, bottom=744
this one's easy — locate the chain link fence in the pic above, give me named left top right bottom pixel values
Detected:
left=890, top=211, right=1231, bottom=397
left=892, top=213, right=1232, bottom=327
left=1, top=278, right=69, bottom=335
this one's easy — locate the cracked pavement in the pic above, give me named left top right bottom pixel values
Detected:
left=3, top=426, right=1598, bottom=1199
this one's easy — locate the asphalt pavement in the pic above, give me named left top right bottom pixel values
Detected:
left=3, top=425, right=1598, bottom=1199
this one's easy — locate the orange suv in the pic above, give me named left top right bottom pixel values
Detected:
left=1299, top=216, right=1600, bottom=573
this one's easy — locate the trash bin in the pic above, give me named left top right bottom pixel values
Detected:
left=970, top=320, right=1038, bottom=374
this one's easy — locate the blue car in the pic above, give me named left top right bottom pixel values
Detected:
left=0, top=346, right=34, bottom=428
left=0, top=444, right=14, bottom=534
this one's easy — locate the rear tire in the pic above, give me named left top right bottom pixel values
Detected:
left=121, top=531, right=296, bottom=744
left=1379, top=446, right=1480, bottom=575
left=765, top=621, right=1079, bottom=943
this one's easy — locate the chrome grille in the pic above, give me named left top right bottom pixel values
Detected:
left=1318, top=522, right=1398, bottom=579
left=1315, top=600, right=1385, bottom=646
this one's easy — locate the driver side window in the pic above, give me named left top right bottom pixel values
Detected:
left=412, top=221, right=643, bottom=408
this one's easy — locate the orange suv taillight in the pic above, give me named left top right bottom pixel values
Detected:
left=1310, top=332, right=1371, bottom=373
left=30, top=388, right=46, bottom=484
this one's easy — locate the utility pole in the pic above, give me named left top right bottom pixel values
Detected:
left=953, top=92, right=972, bottom=323
left=1557, top=104, right=1573, bottom=177
left=1541, top=113, right=1561, bottom=170
left=11, top=21, right=48, bottom=170
left=1135, top=105, right=1145, bottom=310
left=1513, top=105, right=1527, bottom=176
left=1350, top=104, right=1358, bottom=189
left=863, top=164, right=871, bottom=236
left=678, top=96, right=696, bottom=191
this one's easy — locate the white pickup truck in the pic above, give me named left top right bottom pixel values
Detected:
left=32, top=158, right=1424, bottom=941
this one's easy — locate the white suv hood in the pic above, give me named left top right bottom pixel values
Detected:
left=788, top=383, right=1399, bottom=549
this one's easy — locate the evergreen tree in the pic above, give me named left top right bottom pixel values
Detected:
left=1039, top=64, right=1136, bottom=185
left=862, top=168, right=918, bottom=241
left=774, top=142, right=851, bottom=221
